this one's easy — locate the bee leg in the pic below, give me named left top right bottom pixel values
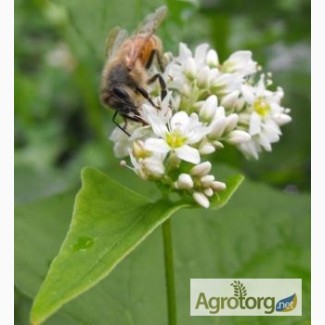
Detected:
left=136, top=86, right=159, bottom=109
left=112, top=110, right=131, bottom=136
left=145, top=49, right=165, bottom=72
left=147, top=73, right=167, bottom=100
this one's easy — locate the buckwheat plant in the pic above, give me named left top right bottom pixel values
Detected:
left=110, top=43, right=291, bottom=208
left=30, top=12, right=293, bottom=325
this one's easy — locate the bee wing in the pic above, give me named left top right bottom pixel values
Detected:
left=126, top=6, right=167, bottom=69
left=137, top=5, right=168, bottom=34
left=105, top=27, right=128, bottom=58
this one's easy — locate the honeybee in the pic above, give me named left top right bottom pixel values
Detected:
left=100, top=6, right=168, bottom=135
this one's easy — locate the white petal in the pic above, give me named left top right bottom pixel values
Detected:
left=249, top=112, right=261, bottom=136
left=144, top=156, right=165, bottom=177
left=109, top=127, right=131, bottom=158
left=206, top=49, right=219, bottom=67
left=113, top=142, right=129, bottom=158
left=241, top=84, right=255, bottom=104
left=263, top=122, right=281, bottom=143
left=259, top=133, right=272, bottom=151
left=184, top=57, right=197, bottom=78
left=224, top=51, right=257, bottom=75
left=142, top=104, right=168, bottom=137
left=238, top=141, right=259, bottom=160
left=175, top=145, right=200, bottom=164
left=170, top=111, right=190, bottom=133
left=197, top=66, right=210, bottom=88
left=194, top=43, right=209, bottom=65
left=256, top=75, right=267, bottom=95
left=186, top=127, right=209, bottom=144
left=179, top=43, right=192, bottom=60
left=130, top=126, right=152, bottom=141
left=144, top=138, right=170, bottom=155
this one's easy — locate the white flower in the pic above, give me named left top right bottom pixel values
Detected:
left=109, top=123, right=139, bottom=158
left=222, top=51, right=258, bottom=76
left=128, top=143, right=165, bottom=180
left=108, top=41, right=291, bottom=208
left=236, top=75, right=291, bottom=158
left=143, top=110, right=209, bottom=164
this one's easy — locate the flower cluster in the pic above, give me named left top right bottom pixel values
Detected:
left=109, top=43, right=292, bottom=208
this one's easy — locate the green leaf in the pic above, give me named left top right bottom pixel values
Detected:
left=210, top=174, right=244, bottom=209
left=30, top=167, right=186, bottom=324
left=15, top=168, right=310, bottom=324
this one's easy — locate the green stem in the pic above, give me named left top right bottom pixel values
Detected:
left=162, top=218, right=177, bottom=325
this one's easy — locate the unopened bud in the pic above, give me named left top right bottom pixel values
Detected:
left=227, top=130, right=251, bottom=144
left=193, top=192, right=210, bottom=208
left=190, top=161, right=212, bottom=177
left=201, top=174, right=215, bottom=187
left=176, top=173, right=194, bottom=189
left=211, top=181, right=226, bottom=191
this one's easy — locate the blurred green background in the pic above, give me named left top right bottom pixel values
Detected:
left=15, top=0, right=310, bottom=324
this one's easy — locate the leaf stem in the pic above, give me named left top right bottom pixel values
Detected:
left=162, top=218, right=177, bottom=325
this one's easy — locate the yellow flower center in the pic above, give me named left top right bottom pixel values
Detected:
left=166, top=132, right=186, bottom=148
left=133, top=142, right=151, bottom=159
left=253, top=98, right=270, bottom=117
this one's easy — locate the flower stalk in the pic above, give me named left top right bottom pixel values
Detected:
left=162, top=218, right=177, bottom=325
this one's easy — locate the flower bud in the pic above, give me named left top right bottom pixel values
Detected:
left=211, top=181, right=226, bottom=191
left=204, top=188, right=214, bottom=197
left=190, top=161, right=212, bottom=177
left=225, top=114, right=239, bottom=132
left=209, top=116, right=227, bottom=139
left=197, top=66, right=210, bottom=88
left=227, top=130, right=251, bottom=144
left=206, top=49, right=219, bottom=67
left=184, top=58, right=197, bottom=79
left=199, top=143, right=216, bottom=155
left=176, top=173, right=194, bottom=189
left=193, top=192, right=210, bottom=208
left=144, top=159, right=165, bottom=178
left=200, top=174, right=215, bottom=187
left=220, top=90, right=240, bottom=108
left=273, top=113, right=292, bottom=125
left=200, top=95, right=218, bottom=121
